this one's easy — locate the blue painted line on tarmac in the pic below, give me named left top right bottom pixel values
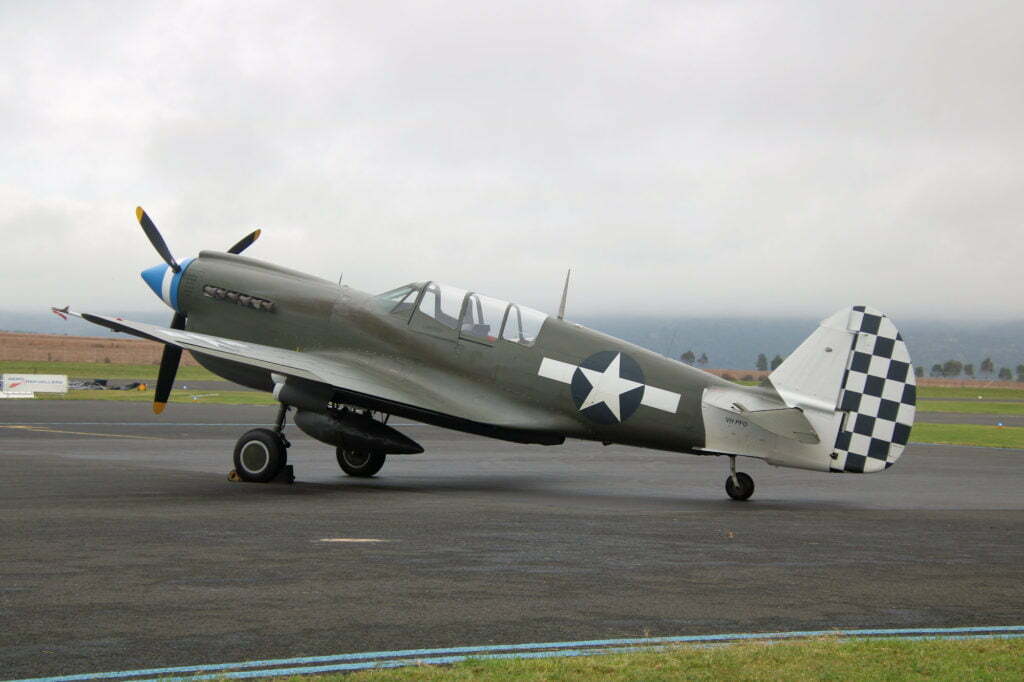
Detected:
left=161, top=634, right=1024, bottom=681
left=899, top=633, right=1024, bottom=641
left=168, top=646, right=650, bottom=681
left=8, top=626, right=1024, bottom=682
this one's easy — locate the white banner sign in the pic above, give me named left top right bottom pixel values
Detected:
left=1, top=374, right=68, bottom=394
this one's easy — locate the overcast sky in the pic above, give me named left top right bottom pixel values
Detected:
left=2, top=1, right=1021, bottom=321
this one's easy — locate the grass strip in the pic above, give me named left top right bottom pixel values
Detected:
left=912, top=422, right=1024, bottom=449
left=0, top=361, right=217, bottom=381
left=918, top=400, right=1024, bottom=415
left=7, top=362, right=1024, bottom=397
left=918, top=386, right=1024, bottom=400
left=35, top=389, right=276, bottom=406
left=292, top=637, right=1024, bottom=681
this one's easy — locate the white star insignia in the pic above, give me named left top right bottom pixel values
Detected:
left=537, top=354, right=682, bottom=417
left=577, top=353, right=643, bottom=421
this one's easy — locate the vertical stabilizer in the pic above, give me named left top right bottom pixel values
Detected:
left=769, top=306, right=917, bottom=473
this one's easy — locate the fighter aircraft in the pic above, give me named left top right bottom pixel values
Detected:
left=54, top=208, right=917, bottom=500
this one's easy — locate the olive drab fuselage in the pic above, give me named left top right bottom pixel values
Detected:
left=178, top=251, right=736, bottom=454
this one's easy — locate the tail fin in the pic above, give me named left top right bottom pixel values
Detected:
left=770, top=306, right=917, bottom=473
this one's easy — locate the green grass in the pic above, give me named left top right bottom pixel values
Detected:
left=36, top=389, right=276, bottom=406
left=918, top=400, right=1024, bottom=415
left=912, top=422, right=1024, bottom=448
left=0, top=361, right=217, bottom=381
left=283, top=637, right=1024, bottom=681
left=918, top=385, right=1024, bottom=400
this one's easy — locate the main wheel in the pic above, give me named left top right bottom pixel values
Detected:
left=336, top=447, right=386, bottom=477
left=233, top=428, right=288, bottom=483
left=725, top=471, right=755, bottom=501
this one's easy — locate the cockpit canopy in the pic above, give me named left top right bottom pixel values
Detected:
left=377, top=282, right=548, bottom=346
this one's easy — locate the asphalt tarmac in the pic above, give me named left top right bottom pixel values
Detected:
left=1, top=401, right=1022, bottom=679
left=917, top=412, right=1024, bottom=426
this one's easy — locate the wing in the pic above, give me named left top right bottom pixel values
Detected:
left=69, top=311, right=569, bottom=438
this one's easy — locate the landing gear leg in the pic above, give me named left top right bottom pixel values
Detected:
left=230, top=404, right=294, bottom=483
left=725, top=455, right=754, bottom=501
left=273, top=403, right=292, bottom=451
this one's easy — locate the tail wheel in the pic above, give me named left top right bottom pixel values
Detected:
left=336, top=447, right=386, bottom=477
left=234, top=428, right=287, bottom=482
left=725, top=472, right=755, bottom=501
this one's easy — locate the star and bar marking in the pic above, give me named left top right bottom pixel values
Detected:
left=538, top=351, right=681, bottom=424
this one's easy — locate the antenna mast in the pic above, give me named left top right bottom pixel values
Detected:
left=557, top=268, right=571, bottom=320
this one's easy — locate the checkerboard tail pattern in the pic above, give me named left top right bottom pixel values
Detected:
left=831, top=306, right=916, bottom=473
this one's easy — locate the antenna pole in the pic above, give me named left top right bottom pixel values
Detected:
left=557, top=268, right=571, bottom=320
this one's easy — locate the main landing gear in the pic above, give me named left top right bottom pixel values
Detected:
left=336, top=447, right=386, bottom=477
left=231, top=404, right=294, bottom=483
left=229, top=403, right=395, bottom=483
left=725, top=455, right=755, bottom=501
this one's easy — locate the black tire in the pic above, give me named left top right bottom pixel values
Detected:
left=725, top=472, right=755, bottom=501
left=233, top=428, right=287, bottom=483
left=336, top=447, right=386, bottom=477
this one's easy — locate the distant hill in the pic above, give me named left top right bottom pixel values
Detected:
left=4, top=309, right=1023, bottom=375
left=571, top=314, right=1024, bottom=374
left=0, top=310, right=171, bottom=337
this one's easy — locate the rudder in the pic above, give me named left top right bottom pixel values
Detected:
left=768, top=305, right=917, bottom=473
left=830, top=306, right=917, bottom=473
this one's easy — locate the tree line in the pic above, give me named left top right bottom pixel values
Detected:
left=920, top=358, right=1024, bottom=381
left=681, top=352, right=787, bottom=371
left=755, top=354, right=784, bottom=371
left=750, top=355, right=1024, bottom=381
left=682, top=350, right=1024, bottom=382
left=678, top=350, right=709, bottom=366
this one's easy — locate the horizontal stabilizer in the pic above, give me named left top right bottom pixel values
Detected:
left=733, top=404, right=820, bottom=444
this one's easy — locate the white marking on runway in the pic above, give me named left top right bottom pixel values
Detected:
left=0, top=425, right=164, bottom=440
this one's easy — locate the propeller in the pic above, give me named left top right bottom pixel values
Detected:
left=136, top=207, right=180, bottom=272
left=153, top=313, right=185, bottom=414
left=228, top=229, right=262, bottom=255
left=135, top=207, right=261, bottom=413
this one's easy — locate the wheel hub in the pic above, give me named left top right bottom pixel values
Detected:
left=343, top=450, right=369, bottom=467
left=240, top=441, right=270, bottom=474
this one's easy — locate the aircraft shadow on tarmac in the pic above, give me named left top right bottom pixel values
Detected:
left=139, top=469, right=873, bottom=512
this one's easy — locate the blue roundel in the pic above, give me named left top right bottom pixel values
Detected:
left=570, top=351, right=646, bottom=425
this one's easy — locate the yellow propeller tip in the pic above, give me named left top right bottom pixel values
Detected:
left=253, top=229, right=261, bottom=240
left=135, top=206, right=144, bottom=221
left=153, top=402, right=166, bottom=415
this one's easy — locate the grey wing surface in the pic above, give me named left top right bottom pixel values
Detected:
left=73, top=312, right=569, bottom=440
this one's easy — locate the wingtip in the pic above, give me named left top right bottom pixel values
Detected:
left=153, top=402, right=166, bottom=415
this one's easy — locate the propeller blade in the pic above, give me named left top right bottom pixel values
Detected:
left=153, top=312, right=186, bottom=414
left=227, top=229, right=261, bottom=255
left=136, top=206, right=180, bottom=273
